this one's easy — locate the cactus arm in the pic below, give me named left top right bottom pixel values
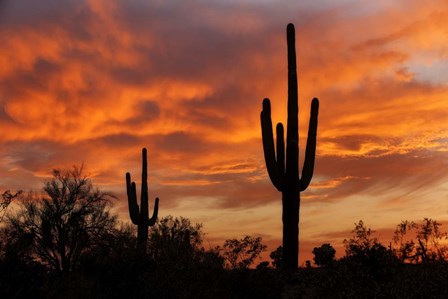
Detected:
left=286, top=23, right=299, bottom=179
left=276, top=123, right=285, bottom=175
left=126, top=173, right=139, bottom=224
left=131, top=182, right=140, bottom=223
left=147, top=197, right=159, bottom=226
left=261, top=98, right=283, bottom=191
left=140, top=148, right=149, bottom=221
left=299, top=98, right=319, bottom=192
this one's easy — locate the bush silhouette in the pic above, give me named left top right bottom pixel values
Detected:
left=393, top=218, right=448, bottom=263
left=312, top=243, right=336, bottom=267
left=221, top=235, right=267, bottom=269
left=270, top=246, right=283, bottom=269
left=148, top=215, right=202, bottom=267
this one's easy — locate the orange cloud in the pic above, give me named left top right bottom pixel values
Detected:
left=0, top=0, right=447, bottom=264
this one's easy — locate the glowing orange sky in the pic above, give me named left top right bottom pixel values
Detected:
left=0, top=0, right=447, bottom=264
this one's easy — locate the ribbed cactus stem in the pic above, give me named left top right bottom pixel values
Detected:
left=260, top=23, right=319, bottom=270
left=126, top=148, right=159, bottom=253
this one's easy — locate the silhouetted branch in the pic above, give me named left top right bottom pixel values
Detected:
left=0, top=190, right=22, bottom=222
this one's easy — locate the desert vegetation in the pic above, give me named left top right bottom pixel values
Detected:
left=1, top=21, right=445, bottom=298
left=1, top=172, right=448, bottom=298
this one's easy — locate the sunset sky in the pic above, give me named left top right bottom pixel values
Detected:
left=0, top=0, right=447, bottom=264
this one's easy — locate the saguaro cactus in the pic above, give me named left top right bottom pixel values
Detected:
left=126, top=148, right=160, bottom=253
left=260, top=23, right=319, bottom=270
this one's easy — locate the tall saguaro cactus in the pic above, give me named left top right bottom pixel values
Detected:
left=126, top=148, right=160, bottom=253
left=260, top=23, right=319, bottom=270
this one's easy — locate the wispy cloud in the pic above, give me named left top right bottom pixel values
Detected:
left=0, top=0, right=447, bottom=262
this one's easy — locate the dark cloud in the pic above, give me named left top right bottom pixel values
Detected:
left=152, top=131, right=209, bottom=154
left=3, top=139, right=73, bottom=172
left=0, top=0, right=79, bottom=26
left=119, top=100, right=161, bottom=126
left=0, top=105, right=15, bottom=124
left=110, top=67, right=149, bottom=86
left=321, top=135, right=385, bottom=152
left=95, top=133, right=142, bottom=148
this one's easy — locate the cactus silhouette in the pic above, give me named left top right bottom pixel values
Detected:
left=260, top=23, right=319, bottom=270
left=126, top=148, right=160, bottom=253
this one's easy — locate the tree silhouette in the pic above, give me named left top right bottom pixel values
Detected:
left=260, top=23, right=319, bottom=270
left=4, top=166, right=116, bottom=272
left=312, top=243, right=336, bottom=267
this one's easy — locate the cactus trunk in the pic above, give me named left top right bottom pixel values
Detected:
left=126, top=148, right=160, bottom=254
left=282, top=190, right=300, bottom=270
left=260, top=23, right=319, bottom=270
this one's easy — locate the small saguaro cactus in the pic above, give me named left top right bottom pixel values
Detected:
left=126, top=148, right=160, bottom=253
left=260, top=23, right=319, bottom=270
